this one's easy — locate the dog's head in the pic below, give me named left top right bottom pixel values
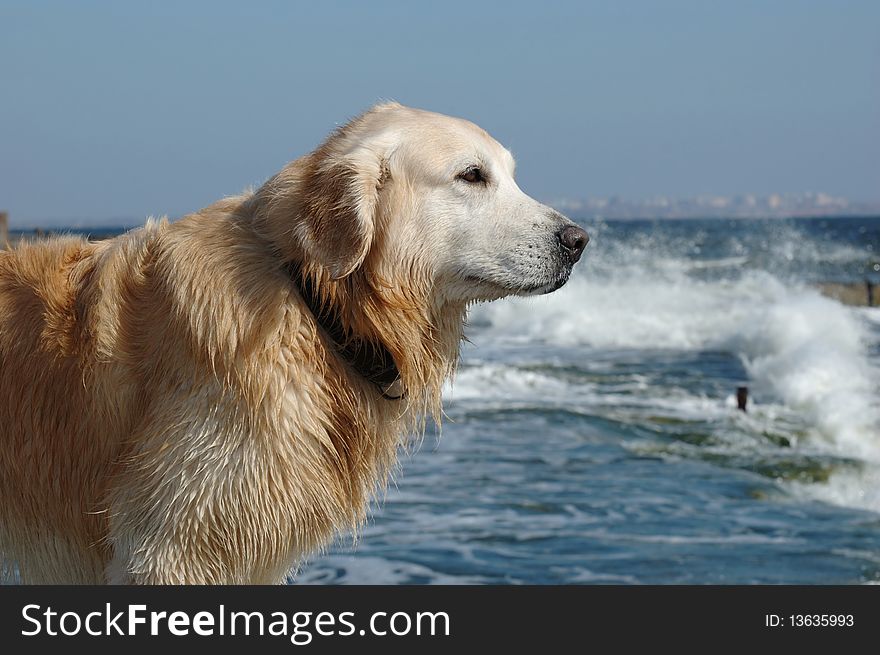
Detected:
left=269, top=103, right=588, bottom=305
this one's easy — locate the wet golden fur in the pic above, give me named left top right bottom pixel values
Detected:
left=0, top=103, right=583, bottom=584
left=0, top=105, right=464, bottom=583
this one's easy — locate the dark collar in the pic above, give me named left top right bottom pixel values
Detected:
left=285, top=262, right=404, bottom=400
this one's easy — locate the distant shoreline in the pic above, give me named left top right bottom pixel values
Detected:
left=569, top=214, right=880, bottom=222
left=5, top=213, right=880, bottom=234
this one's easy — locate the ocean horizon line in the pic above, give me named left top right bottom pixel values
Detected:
left=5, top=212, right=880, bottom=233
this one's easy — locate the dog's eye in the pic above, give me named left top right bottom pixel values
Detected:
left=457, top=166, right=486, bottom=184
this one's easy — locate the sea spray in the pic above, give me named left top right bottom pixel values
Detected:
left=462, top=221, right=880, bottom=513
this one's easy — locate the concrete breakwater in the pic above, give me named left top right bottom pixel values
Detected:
left=816, top=282, right=876, bottom=307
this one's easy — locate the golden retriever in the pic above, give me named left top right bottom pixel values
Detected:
left=0, top=103, right=588, bottom=583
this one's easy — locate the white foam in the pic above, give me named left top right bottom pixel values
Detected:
left=790, top=467, right=880, bottom=515
left=445, top=363, right=581, bottom=401
left=737, top=295, right=880, bottom=459
left=468, top=254, right=880, bottom=512
left=445, top=362, right=737, bottom=424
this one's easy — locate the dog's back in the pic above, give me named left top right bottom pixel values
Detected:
left=0, top=212, right=401, bottom=583
left=0, top=236, right=128, bottom=582
left=0, top=217, right=293, bottom=583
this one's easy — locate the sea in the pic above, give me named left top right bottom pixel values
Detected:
left=19, top=216, right=880, bottom=584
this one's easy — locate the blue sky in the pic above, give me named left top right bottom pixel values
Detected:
left=1, top=1, right=878, bottom=226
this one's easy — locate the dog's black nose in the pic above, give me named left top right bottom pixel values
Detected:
left=557, top=225, right=589, bottom=263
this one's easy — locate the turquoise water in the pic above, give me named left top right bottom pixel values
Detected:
left=21, top=217, right=880, bottom=583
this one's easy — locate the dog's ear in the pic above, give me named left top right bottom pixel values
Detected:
left=299, top=146, right=385, bottom=279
